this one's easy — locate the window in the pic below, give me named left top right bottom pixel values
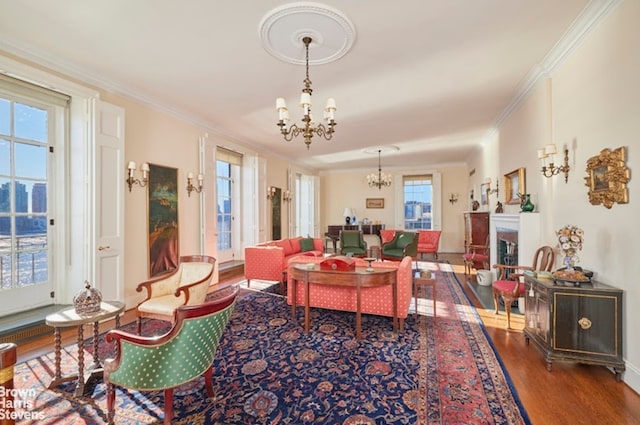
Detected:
left=0, top=74, right=69, bottom=309
left=215, top=147, right=242, bottom=262
left=403, top=175, right=432, bottom=230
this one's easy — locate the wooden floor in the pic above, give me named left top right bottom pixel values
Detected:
left=11, top=254, right=640, bottom=424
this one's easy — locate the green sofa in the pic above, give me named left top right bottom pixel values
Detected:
left=381, top=231, right=418, bottom=261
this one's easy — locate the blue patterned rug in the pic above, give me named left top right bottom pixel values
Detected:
left=12, top=266, right=530, bottom=424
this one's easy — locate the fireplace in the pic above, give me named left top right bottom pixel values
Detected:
left=490, top=213, right=541, bottom=270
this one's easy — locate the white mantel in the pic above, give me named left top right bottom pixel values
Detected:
left=490, top=213, right=541, bottom=267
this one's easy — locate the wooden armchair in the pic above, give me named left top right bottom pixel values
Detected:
left=381, top=231, right=418, bottom=262
left=136, top=255, right=216, bottom=334
left=492, top=246, right=554, bottom=328
left=339, top=230, right=367, bottom=257
left=104, top=286, right=238, bottom=425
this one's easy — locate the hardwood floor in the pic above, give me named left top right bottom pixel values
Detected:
left=12, top=254, right=640, bottom=424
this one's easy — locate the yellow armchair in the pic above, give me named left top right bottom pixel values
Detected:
left=136, top=255, right=216, bottom=334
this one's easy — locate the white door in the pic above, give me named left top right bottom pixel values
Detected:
left=92, top=99, right=125, bottom=302
left=0, top=92, right=60, bottom=315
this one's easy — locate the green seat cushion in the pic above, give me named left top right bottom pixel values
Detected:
left=343, top=247, right=366, bottom=255
left=299, top=238, right=315, bottom=252
left=383, top=248, right=404, bottom=258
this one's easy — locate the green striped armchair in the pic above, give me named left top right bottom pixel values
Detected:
left=104, top=286, right=238, bottom=425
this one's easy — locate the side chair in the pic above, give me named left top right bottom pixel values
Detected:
left=339, top=230, right=367, bottom=257
left=104, top=286, right=238, bottom=425
left=417, top=230, right=442, bottom=260
left=381, top=231, right=418, bottom=262
left=492, top=245, right=555, bottom=329
left=135, top=255, right=216, bottom=335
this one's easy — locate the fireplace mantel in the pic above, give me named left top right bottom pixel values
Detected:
left=490, top=213, right=541, bottom=268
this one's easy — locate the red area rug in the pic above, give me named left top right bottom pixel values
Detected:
left=8, top=264, right=530, bottom=424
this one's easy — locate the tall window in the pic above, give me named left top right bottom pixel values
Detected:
left=403, top=175, right=432, bottom=230
left=215, top=147, right=242, bottom=262
left=0, top=75, right=68, bottom=308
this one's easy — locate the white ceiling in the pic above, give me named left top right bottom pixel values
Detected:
left=0, top=0, right=605, bottom=172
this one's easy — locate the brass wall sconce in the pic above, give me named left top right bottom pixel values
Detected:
left=283, top=190, right=292, bottom=202
left=186, top=172, right=204, bottom=197
left=126, top=161, right=149, bottom=192
left=486, top=177, right=499, bottom=196
left=267, top=186, right=277, bottom=200
left=538, top=144, right=570, bottom=183
left=448, top=193, right=458, bottom=204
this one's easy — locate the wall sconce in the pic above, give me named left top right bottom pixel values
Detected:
left=283, top=190, right=292, bottom=202
left=186, top=172, right=204, bottom=197
left=448, top=193, right=459, bottom=204
left=486, top=177, right=499, bottom=196
left=538, top=144, right=570, bottom=183
left=126, top=161, right=149, bottom=192
left=267, top=186, right=277, bottom=200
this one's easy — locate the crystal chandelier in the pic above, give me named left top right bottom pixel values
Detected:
left=367, top=149, right=393, bottom=189
left=275, top=37, right=337, bottom=150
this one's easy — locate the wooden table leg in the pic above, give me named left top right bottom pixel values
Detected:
left=291, top=278, right=296, bottom=319
left=91, top=322, right=100, bottom=369
left=356, top=282, right=362, bottom=340
left=305, top=280, right=310, bottom=334
left=76, top=325, right=85, bottom=396
left=53, top=327, right=62, bottom=380
left=393, top=277, right=398, bottom=332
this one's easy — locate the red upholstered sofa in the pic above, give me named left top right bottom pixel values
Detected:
left=244, top=237, right=324, bottom=287
left=286, top=255, right=414, bottom=331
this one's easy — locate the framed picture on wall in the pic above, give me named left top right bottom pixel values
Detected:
left=366, top=198, right=384, bottom=209
left=479, top=183, right=489, bottom=205
left=504, top=167, right=525, bottom=205
left=148, top=163, right=179, bottom=277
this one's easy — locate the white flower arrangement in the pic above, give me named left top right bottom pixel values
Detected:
left=556, top=225, right=584, bottom=268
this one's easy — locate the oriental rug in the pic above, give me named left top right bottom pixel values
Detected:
left=9, top=264, right=531, bottom=424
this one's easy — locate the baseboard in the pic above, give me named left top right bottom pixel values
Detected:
left=622, top=361, right=640, bottom=394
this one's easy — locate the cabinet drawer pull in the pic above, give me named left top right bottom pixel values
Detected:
left=578, top=317, right=592, bottom=330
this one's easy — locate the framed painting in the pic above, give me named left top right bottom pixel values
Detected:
left=271, top=187, right=282, bottom=240
left=479, top=183, right=489, bottom=206
left=148, top=163, right=179, bottom=277
left=504, top=168, right=525, bottom=205
left=366, top=198, right=384, bottom=209
left=584, top=147, right=630, bottom=209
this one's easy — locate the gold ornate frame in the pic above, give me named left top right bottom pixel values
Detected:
left=584, top=147, right=630, bottom=209
left=504, top=168, right=525, bottom=205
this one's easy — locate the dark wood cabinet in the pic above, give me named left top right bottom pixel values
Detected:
left=523, top=273, right=624, bottom=381
left=464, top=212, right=489, bottom=247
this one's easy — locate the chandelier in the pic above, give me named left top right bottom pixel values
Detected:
left=367, top=149, right=393, bottom=189
left=275, top=36, right=337, bottom=150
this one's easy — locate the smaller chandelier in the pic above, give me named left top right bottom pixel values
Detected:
left=367, top=149, right=393, bottom=189
left=275, top=36, right=336, bottom=150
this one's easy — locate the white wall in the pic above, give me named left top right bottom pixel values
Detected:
left=469, top=0, right=640, bottom=392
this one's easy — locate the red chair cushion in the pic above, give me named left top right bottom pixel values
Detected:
left=462, top=253, right=489, bottom=261
left=493, top=280, right=525, bottom=295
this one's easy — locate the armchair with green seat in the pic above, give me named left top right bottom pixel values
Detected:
left=381, top=231, right=418, bottom=261
left=339, top=230, right=367, bottom=257
left=104, top=286, right=239, bottom=425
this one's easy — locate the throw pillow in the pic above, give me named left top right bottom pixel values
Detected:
left=299, top=237, right=315, bottom=252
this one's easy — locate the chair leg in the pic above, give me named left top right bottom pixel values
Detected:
left=204, top=365, right=214, bottom=398
left=164, top=388, right=174, bottom=425
left=137, top=317, right=143, bottom=335
left=501, top=295, right=516, bottom=329
left=106, top=382, right=115, bottom=424
left=493, top=291, right=500, bottom=315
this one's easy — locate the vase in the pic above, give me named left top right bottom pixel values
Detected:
left=520, top=194, right=535, bottom=212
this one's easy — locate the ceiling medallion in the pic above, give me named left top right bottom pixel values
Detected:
left=259, top=2, right=356, bottom=65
